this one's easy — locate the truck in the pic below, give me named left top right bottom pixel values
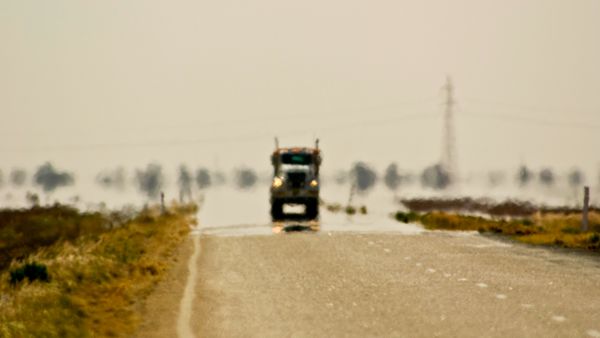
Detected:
left=270, top=139, right=322, bottom=221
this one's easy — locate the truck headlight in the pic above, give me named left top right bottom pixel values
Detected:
left=309, top=179, right=318, bottom=187
left=272, top=177, right=283, bottom=188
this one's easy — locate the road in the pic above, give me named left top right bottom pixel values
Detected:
left=136, top=189, right=600, bottom=337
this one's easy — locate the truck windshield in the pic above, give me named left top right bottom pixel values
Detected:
left=281, top=153, right=312, bottom=165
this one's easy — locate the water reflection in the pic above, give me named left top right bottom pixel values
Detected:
left=272, top=220, right=320, bottom=234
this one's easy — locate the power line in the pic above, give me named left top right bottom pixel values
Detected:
left=459, top=111, right=600, bottom=130
left=461, top=97, right=600, bottom=118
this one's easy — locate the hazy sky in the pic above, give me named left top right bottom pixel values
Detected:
left=1, top=0, right=599, bottom=177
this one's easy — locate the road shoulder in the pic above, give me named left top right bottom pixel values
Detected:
left=135, top=236, right=194, bottom=338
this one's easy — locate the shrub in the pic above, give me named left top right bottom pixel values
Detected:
left=326, top=203, right=342, bottom=213
left=394, top=211, right=420, bottom=224
left=10, top=262, right=49, bottom=285
left=520, top=218, right=534, bottom=226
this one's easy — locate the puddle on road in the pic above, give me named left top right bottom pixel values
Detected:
left=195, top=209, right=426, bottom=237
left=198, top=223, right=274, bottom=237
left=195, top=217, right=424, bottom=237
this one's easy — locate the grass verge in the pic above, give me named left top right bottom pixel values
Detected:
left=0, top=203, right=197, bottom=337
left=394, top=210, right=600, bottom=252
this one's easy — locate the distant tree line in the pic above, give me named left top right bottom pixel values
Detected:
left=0, top=162, right=594, bottom=203
left=335, top=162, right=590, bottom=192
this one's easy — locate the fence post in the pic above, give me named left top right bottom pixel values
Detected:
left=582, top=186, right=589, bottom=232
left=347, top=182, right=356, bottom=207
left=160, top=191, right=165, bottom=215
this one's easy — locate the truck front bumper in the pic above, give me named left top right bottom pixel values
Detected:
left=270, top=189, right=319, bottom=203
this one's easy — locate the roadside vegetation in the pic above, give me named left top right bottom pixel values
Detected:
left=400, top=197, right=599, bottom=217
left=323, top=201, right=368, bottom=216
left=395, top=210, right=600, bottom=251
left=0, top=203, right=196, bottom=337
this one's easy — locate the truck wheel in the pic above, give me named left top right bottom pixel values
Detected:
left=306, top=199, right=319, bottom=220
left=271, top=200, right=283, bottom=221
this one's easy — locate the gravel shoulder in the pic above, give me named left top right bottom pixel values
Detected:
left=136, top=236, right=194, bottom=338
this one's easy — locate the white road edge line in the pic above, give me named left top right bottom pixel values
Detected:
left=177, top=228, right=201, bottom=338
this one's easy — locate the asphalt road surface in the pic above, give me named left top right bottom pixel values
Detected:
left=137, top=190, right=600, bottom=337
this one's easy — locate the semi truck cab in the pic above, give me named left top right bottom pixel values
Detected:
left=270, top=141, right=322, bottom=221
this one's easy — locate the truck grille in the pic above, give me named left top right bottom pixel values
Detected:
left=286, top=172, right=306, bottom=188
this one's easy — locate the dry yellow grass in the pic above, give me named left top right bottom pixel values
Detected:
left=397, top=211, right=600, bottom=252
left=0, top=203, right=196, bottom=337
left=515, top=212, right=600, bottom=248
